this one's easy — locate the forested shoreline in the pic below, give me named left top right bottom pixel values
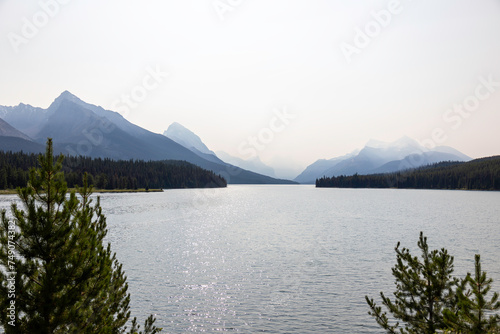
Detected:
left=0, top=150, right=227, bottom=190
left=316, top=156, right=500, bottom=190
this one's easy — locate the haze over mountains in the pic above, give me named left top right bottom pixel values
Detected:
left=163, top=122, right=277, bottom=178
left=0, top=91, right=294, bottom=184
left=0, top=91, right=475, bottom=185
left=295, top=136, right=472, bottom=184
left=215, top=152, right=276, bottom=178
left=141, top=119, right=474, bottom=184
left=162, top=122, right=224, bottom=165
left=164, top=122, right=215, bottom=157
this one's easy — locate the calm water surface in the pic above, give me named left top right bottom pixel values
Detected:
left=1, top=185, right=499, bottom=333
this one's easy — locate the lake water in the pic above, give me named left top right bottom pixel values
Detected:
left=1, top=185, right=499, bottom=332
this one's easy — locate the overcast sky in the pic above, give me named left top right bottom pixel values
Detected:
left=1, top=0, right=500, bottom=177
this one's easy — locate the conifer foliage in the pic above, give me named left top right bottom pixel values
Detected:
left=0, top=139, right=161, bottom=333
left=443, top=255, right=500, bottom=333
left=0, top=149, right=227, bottom=191
left=366, top=232, right=456, bottom=333
left=366, top=233, right=500, bottom=334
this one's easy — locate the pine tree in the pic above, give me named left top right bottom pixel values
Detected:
left=365, top=232, right=456, bottom=333
left=0, top=139, right=161, bottom=333
left=443, top=254, right=500, bottom=333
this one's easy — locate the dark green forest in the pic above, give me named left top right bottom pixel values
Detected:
left=0, top=150, right=227, bottom=190
left=316, top=156, right=500, bottom=190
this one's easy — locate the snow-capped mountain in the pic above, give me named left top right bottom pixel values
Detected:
left=294, top=136, right=472, bottom=184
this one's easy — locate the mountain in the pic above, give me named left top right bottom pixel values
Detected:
left=0, top=103, right=48, bottom=138
left=295, top=136, right=471, bottom=183
left=0, top=91, right=296, bottom=184
left=0, top=136, right=45, bottom=154
left=432, top=146, right=472, bottom=161
left=35, top=99, right=160, bottom=160
left=164, top=122, right=214, bottom=156
left=0, top=118, right=46, bottom=153
left=370, top=151, right=470, bottom=174
left=294, top=150, right=359, bottom=184
left=162, top=122, right=225, bottom=165
left=0, top=118, right=32, bottom=141
left=215, top=151, right=276, bottom=178
left=47, top=91, right=152, bottom=138
left=163, top=122, right=278, bottom=178
left=317, top=156, right=500, bottom=191
left=322, top=136, right=427, bottom=176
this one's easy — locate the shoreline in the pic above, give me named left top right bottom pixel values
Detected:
left=0, top=188, right=164, bottom=195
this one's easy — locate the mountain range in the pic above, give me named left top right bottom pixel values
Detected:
left=294, top=136, right=472, bottom=184
left=0, top=91, right=294, bottom=184
left=163, top=121, right=473, bottom=184
left=0, top=91, right=474, bottom=185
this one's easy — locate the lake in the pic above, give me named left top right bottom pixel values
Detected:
left=1, top=185, right=499, bottom=332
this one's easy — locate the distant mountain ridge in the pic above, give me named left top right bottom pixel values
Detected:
left=1, top=92, right=473, bottom=186
left=0, top=118, right=32, bottom=141
left=0, top=103, right=48, bottom=138
left=0, top=91, right=296, bottom=185
left=162, top=122, right=226, bottom=165
left=294, top=150, right=360, bottom=184
left=163, top=122, right=278, bottom=178
left=0, top=117, right=46, bottom=154
left=164, top=122, right=215, bottom=156
left=294, top=136, right=471, bottom=184
left=215, top=151, right=276, bottom=178
left=316, top=156, right=500, bottom=191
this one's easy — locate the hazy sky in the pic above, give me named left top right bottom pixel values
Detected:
left=1, top=0, right=500, bottom=177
